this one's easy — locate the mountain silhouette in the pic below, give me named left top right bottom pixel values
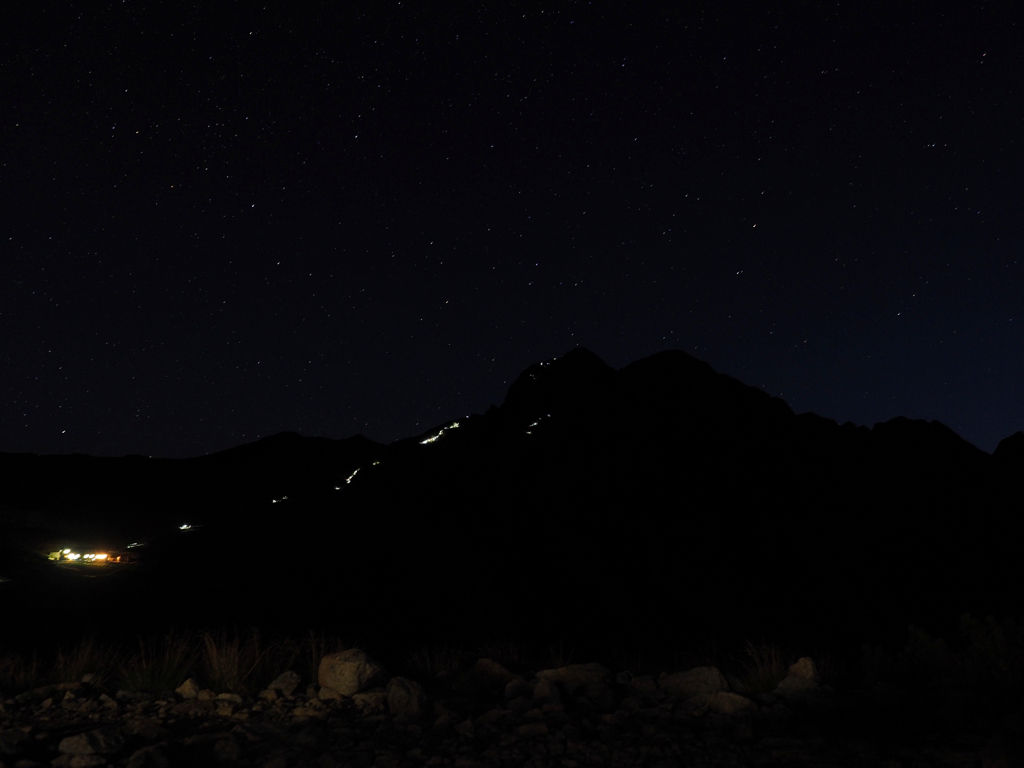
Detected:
left=0, top=347, right=1019, bottom=659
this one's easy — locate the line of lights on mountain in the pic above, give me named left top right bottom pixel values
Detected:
left=334, top=460, right=381, bottom=490
left=524, top=414, right=551, bottom=435
left=420, top=421, right=460, bottom=444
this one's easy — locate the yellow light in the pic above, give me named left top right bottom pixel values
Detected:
left=63, top=549, right=71, bottom=554
left=94, top=554, right=108, bottom=560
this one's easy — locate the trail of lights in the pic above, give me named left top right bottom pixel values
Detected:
left=420, top=421, right=460, bottom=445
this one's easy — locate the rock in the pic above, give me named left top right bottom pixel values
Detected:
left=774, top=657, right=825, bottom=706
left=535, top=663, right=612, bottom=697
left=0, top=645, right=1009, bottom=768
left=125, top=745, right=170, bottom=768
left=626, top=675, right=658, bottom=697
left=786, top=657, right=819, bottom=684
left=317, top=686, right=341, bottom=701
left=57, top=727, right=124, bottom=755
left=706, top=691, right=757, bottom=716
left=472, top=659, right=515, bottom=692
left=503, top=678, right=530, bottom=701
left=350, top=691, right=388, bottom=715
left=318, top=649, right=388, bottom=696
left=213, top=736, right=242, bottom=761
left=575, top=682, right=616, bottom=712
left=197, top=690, right=216, bottom=701
left=726, top=673, right=751, bottom=695
left=517, top=722, right=548, bottom=736
left=659, top=667, right=729, bottom=700
left=122, top=719, right=168, bottom=740
left=531, top=678, right=559, bottom=704
left=266, top=671, right=301, bottom=697
left=215, top=693, right=243, bottom=703
left=172, top=699, right=215, bottom=716
left=386, top=677, right=427, bottom=720
left=0, top=729, right=29, bottom=755
left=51, top=756, right=106, bottom=768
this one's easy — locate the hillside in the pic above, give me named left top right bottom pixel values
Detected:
left=1, top=348, right=1021, bottom=661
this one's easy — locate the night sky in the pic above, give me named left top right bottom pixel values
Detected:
left=3, top=3, right=1022, bottom=459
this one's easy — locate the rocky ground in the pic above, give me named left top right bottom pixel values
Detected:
left=2, top=649, right=1023, bottom=768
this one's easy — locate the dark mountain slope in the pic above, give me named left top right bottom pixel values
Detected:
left=306, top=348, right=1019, bottom=654
left=1, top=347, right=1019, bottom=659
left=0, top=432, right=382, bottom=538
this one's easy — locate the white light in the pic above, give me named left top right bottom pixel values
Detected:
left=344, top=468, right=361, bottom=484
left=419, top=421, right=460, bottom=445
left=179, top=524, right=192, bottom=530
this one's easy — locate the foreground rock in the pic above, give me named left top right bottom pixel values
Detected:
left=0, top=656, right=1021, bottom=767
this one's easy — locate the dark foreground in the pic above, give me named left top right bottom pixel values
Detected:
left=3, top=633, right=1024, bottom=768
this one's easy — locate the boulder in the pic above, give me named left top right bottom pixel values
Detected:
left=351, top=691, right=389, bottom=715
left=575, top=681, right=616, bottom=712
left=267, top=670, right=301, bottom=697
left=535, top=663, right=612, bottom=696
left=707, top=691, right=758, bottom=716
left=387, top=676, right=428, bottom=719
left=774, top=657, right=820, bottom=701
left=473, top=658, right=516, bottom=690
left=174, top=678, right=200, bottom=699
left=126, top=744, right=171, bottom=768
left=659, top=667, right=729, bottom=700
left=0, top=728, right=29, bottom=755
left=532, top=679, right=561, bottom=704
left=503, top=678, right=531, bottom=701
left=318, top=648, right=388, bottom=696
left=57, top=726, right=125, bottom=755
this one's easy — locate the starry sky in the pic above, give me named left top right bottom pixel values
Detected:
left=3, top=2, right=1023, bottom=458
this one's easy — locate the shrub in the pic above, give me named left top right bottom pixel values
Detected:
left=0, top=652, right=44, bottom=694
left=116, top=631, right=200, bottom=693
left=734, top=640, right=793, bottom=696
left=52, top=634, right=111, bottom=687
left=201, top=627, right=298, bottom=695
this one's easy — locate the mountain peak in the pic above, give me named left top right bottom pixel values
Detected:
left=500, top=347, right=616, bottom=420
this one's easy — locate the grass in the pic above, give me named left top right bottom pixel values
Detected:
left=117, top=630, right=201, bottom=694
left=1, top=614, right=1021, bottom=701
left=0, top=626, right=360, bottom=697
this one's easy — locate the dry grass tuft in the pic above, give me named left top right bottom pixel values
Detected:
left=116, top=631, right=200, bottom=693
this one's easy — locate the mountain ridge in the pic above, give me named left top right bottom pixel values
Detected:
left=1, top=346, right=1021, bottom=658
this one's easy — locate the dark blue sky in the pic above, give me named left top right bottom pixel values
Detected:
left=3, top=2, right=1022, bottom=458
